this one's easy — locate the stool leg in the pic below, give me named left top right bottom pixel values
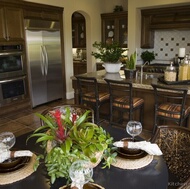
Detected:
left=140, top=105, right=144, bottom=126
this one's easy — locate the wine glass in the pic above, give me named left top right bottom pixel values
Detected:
left=69, top=160, right=93, bottom=189
left=0, top=132, right=16, bottom=151
left=126, top=121, right=142, bottom=141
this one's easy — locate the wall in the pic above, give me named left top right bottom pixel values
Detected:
left=128, top=0, right=190, bottom=60
left=23, top=0, right=127, bottom=99
left=138, top=30, right=190, bottom=64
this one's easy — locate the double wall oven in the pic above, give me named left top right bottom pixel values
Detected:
left=0, top=44, right=27, bottom=107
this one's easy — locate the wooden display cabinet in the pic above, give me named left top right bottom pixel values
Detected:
left=101, top=11, right=128, bottom=47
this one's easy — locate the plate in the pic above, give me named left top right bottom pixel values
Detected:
left=108, top=31, right=114, bottom=37
left=0, top=156, right=30, bottom=173
left=116, top=138, right=147, bottom=159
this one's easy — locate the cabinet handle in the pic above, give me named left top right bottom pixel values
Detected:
left=6, top=36, right=10, bottom=41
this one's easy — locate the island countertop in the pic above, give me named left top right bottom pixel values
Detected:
left=72, top=70, right=190, bottom=91
left=71, top=70, right=190, bottom=132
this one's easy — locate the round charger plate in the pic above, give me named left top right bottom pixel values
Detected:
left=0, top=154, right=36, bottom=185
left=59, top=182, right=105, bottom=189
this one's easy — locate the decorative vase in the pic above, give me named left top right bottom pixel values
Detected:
left=124, top=69, right=137, bottom=79
left=102, top=62, right=123, bottom=73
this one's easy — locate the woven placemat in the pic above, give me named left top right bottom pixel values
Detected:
left=59, top=182, right=105, bottom=189
left=111, top=154, right=154, bottom=170
left=0, top=154, right=36, bottom=185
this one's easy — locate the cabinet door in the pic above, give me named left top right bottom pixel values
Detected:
left=3, top=7, right=24, bottom=41
left=118, top=18, right=128, bottom=47
left=72, top=20, right=86, bottom=48
left=101, top=12, right=128, bottom=47
left=0, top=8, right=6, bottom=41
left=102, top=18, right=115, bottom=44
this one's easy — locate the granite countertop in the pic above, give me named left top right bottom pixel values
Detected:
left=71, top=70, right=190, bottom=93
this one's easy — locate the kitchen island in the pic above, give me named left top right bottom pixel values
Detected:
left=71, top=70, right=190, bottom=132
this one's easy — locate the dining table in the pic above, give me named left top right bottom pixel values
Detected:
left=0, top=121, right=168, bottom=189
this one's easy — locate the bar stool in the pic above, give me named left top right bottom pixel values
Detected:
left=151, top=83, right=190, bottom=134
left=104, top=78, right=144, bottom=127
left=76, top=76, right=110, bottom=123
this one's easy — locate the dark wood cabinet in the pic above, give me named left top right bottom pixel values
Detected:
left=101, top=11, right=128, bottom=47
left=23, top=4, right=62, bottom=21
left=141, top=5, right=190, bottom=48
left=0, top=6, right=24, bottom=42
left=72, top=13, right=86, bottom=48
left=73, top=62, right=87, bottom=75
left=0, top=0, right=65, bottom=115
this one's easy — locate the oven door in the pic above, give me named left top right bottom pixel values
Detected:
left=0, top=76, right=27, bottom=107
left=0, top=52, right=25, bottom=79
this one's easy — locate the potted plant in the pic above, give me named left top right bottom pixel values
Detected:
left=124, top=51, right=137, bottom=79
left=91, top=41, right=128, bottom=73
left=140, top=50, right=155, bottom=64
left=27, top=108, right=116, bottom=184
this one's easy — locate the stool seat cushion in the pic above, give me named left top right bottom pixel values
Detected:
left=113, top=97, right=144, bottom=109
left=158, top=103, right=190, bottom=119
left=83, top=92, right=110, bottom=102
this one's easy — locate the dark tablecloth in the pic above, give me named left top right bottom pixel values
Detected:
left=0, top=122, right=168, bottom=189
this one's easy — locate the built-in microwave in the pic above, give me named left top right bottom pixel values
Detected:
left=0, top=44, right=25, bottom=79
left=0, top=75, right=27, bottom=107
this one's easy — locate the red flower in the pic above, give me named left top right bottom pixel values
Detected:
left=72, top=113, right=77, bottom=124
left=52, top=110, right=67, bottom=142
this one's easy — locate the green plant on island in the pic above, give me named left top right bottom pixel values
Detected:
left=27, top=108, right=116, bottom=184
left=91, top=41, right=128, bottom=63
left=125, top=51, right=137, bottom=70
left=141, top=50, right=155, bottom=64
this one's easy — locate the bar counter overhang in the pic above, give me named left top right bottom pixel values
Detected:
left=71, top=70, right=190, bottom=132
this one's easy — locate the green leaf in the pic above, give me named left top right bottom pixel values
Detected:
left=36, top=135, right=54, bottom=143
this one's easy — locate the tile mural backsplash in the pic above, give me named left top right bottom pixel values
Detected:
left=138, top=30, right=190, bottom=64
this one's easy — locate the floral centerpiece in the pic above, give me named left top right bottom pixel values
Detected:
left=27, top=107, right=116, bottom=184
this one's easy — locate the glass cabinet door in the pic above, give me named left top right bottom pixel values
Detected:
left=119, top=18, right=128, bottom=47
left=101, top=11, right=128, bottom=47
left=104, top=19, right=115, bottom=44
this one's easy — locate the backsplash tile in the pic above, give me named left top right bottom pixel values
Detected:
left=138, top=30, right=190, bottom=64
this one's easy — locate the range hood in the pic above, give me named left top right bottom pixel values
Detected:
left=24, top=19, right=60, bottom=31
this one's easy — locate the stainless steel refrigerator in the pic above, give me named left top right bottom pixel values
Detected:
left=25, top=19, right=63, bottom=107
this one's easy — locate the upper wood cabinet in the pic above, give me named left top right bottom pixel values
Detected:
left=22, top=4, right=62, bottom=21
left=0, top=6, right=24, bottom=42
left=72, top=13, right=86, bottom=48
left=101, top=11, right=128, bottom=47
left=141, top=5, right=190, bottom=48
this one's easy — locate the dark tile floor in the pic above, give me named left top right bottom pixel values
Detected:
left=0, top=99, right=74, bottom=137
left=0, top=98, right=152, bottom=140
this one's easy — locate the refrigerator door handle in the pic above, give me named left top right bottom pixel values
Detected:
left=43, top=45, right=48, bottom=76
left=40, top=45, right=45, bottom=76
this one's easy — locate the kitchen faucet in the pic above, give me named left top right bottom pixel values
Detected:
left=141, top=61, right=149, bottom=79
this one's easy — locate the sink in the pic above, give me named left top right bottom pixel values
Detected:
left=144, top=73, right=163, bottom=79
left=137, top=72, right=163, bottom=79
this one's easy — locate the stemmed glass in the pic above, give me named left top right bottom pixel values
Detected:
left=0, top=132, right=16, bottom=151
left=69, top=160, right=93, bottom=189
left=126, top=121, right=142, bottom=141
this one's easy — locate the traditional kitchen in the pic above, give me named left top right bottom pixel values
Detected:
left=0, top=0, right=190, bottom=189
